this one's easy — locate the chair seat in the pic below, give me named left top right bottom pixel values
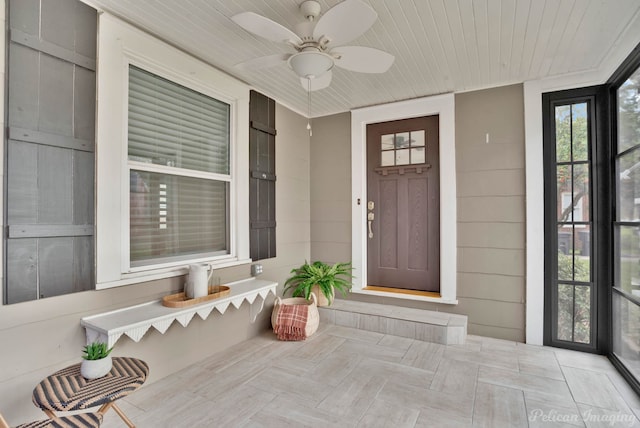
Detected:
left=16, top=413, right=102, bottom=428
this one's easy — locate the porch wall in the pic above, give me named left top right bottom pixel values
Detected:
left=310, top=84, right=526, bottom=342
left=0, top=75, right=311, bottom=428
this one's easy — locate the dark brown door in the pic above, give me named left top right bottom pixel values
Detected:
left=366, top=116, right=440, bottom=292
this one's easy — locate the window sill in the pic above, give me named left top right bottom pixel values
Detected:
left=82, top=277, right=277, bottom=348
left=95, top=258, right=252, bottom=290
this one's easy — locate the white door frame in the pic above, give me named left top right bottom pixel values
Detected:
left=350, top=94, right=458, bottom=304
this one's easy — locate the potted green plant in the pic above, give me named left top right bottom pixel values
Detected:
left=80, top=341, right=113, bottom=380
left=283, top=261, right=353, bottom=306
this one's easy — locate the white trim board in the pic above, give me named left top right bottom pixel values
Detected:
left=350, top=94, right=457, bottom=304
left=524, top=71, right=623, bottom=345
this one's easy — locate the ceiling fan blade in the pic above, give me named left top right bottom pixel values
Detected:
left=235, top=53, right=291, bottom=71
left=333, top=46, right=394, bottom=73
left=232, top=12, right=302, bottom=45
left=299, top=71, right=332, bottom=92
left=313, top=0, right=377, bottom=46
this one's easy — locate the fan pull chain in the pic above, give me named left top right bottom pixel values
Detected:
left=307, top=78, right=312, bottom=137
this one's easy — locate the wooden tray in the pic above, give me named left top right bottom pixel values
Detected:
left=162, top=285, right=230, bottom=308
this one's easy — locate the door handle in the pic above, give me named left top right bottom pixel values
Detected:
left=367, top=212, right=374, bottom=239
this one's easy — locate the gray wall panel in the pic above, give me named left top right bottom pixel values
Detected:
left=8, top=44, right=39, bottom=129
left=8, top=224, right=93, bottom=238
left=73, top=236, right=93, bottom=293
left=38, top=145, right=72, bottom=224
left=74, top=67, right=96, bottom=141
left=6, top=239, right=38, bottom=304
left=39, top=55, right=74, bottom=136
left=38, top=238, right=74, bottom=298
left=9, top=0, right=39, bottom=36
left=73, top=151, right=95, bottom=225
left=9, top=127, right=94, bottom=152
left=11, top=29, right=96, bottom=71
left=41, top=0, right=76, bottom=52
left=75, top=2, right=98, bottom=58
left=7, top=141, right=37, bottom=224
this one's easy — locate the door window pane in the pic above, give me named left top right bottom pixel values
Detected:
left=381, top=134, right=394, bottom=150
left=395, top=132, right=410, bottom=148
left=381, top=151, right=394, bottom=167
left=411, top=148, right=425, bottom=164
left=380, top=130, right=428, bottom=167
left=396, top=149, right=410, bottom=165
left=411, top=130, right=425, bottom=147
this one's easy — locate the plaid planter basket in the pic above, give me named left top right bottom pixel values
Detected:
left=271, top=294, right=320, bottom=341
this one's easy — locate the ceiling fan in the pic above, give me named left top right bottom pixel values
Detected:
left=231, top=0, right=395, bottom=91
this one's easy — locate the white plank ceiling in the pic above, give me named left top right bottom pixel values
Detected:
left=84, top=0, right=640, bottom=117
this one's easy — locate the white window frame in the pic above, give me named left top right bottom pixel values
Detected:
left=124, top=60, right=235, bottom=272
left=95, top=14, right=250, bottom=289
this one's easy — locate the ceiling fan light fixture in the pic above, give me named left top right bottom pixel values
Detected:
left=288, top=51, right=334, bottom=79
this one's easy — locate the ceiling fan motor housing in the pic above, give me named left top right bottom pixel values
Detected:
left=300, top=1, right=321, bottom=21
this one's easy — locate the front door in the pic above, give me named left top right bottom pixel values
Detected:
left=366, top=116, right=440, bottom=292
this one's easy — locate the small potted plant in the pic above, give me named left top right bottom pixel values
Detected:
left=80, top=341, right=113, bottom=380
left=283, top=261, right=353, bottom=306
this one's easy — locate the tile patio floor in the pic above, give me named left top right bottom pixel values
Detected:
left=102, top=324, right=640, bottom=427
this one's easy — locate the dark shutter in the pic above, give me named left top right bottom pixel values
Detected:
left=249, top=90, right=276, bottom=261
left=5, top=0, right=97, bottom=303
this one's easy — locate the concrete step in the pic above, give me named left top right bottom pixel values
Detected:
left=318, top=299, right=467, bottom=345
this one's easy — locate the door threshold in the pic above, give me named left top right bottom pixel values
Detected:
left=364, top=285, right=441, bottom=298
left=353, top=287, right=457, bottom=304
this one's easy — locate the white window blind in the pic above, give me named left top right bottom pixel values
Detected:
left=128, top=66, right=229, bottom=173
left=128, top=65, right=230, bottom=267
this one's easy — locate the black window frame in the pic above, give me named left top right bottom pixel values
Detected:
left=606, top=41, right=640, bottom=395
left=543, top=85, right=610, bottom=353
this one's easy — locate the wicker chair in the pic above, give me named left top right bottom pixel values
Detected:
left=0, top=412, right=102, bottom=428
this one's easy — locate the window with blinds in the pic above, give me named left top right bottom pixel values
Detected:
left=127, top=65, right=230, bottom=267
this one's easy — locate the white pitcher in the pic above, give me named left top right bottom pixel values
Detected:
left=185, top=264, right=213, bottom=299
